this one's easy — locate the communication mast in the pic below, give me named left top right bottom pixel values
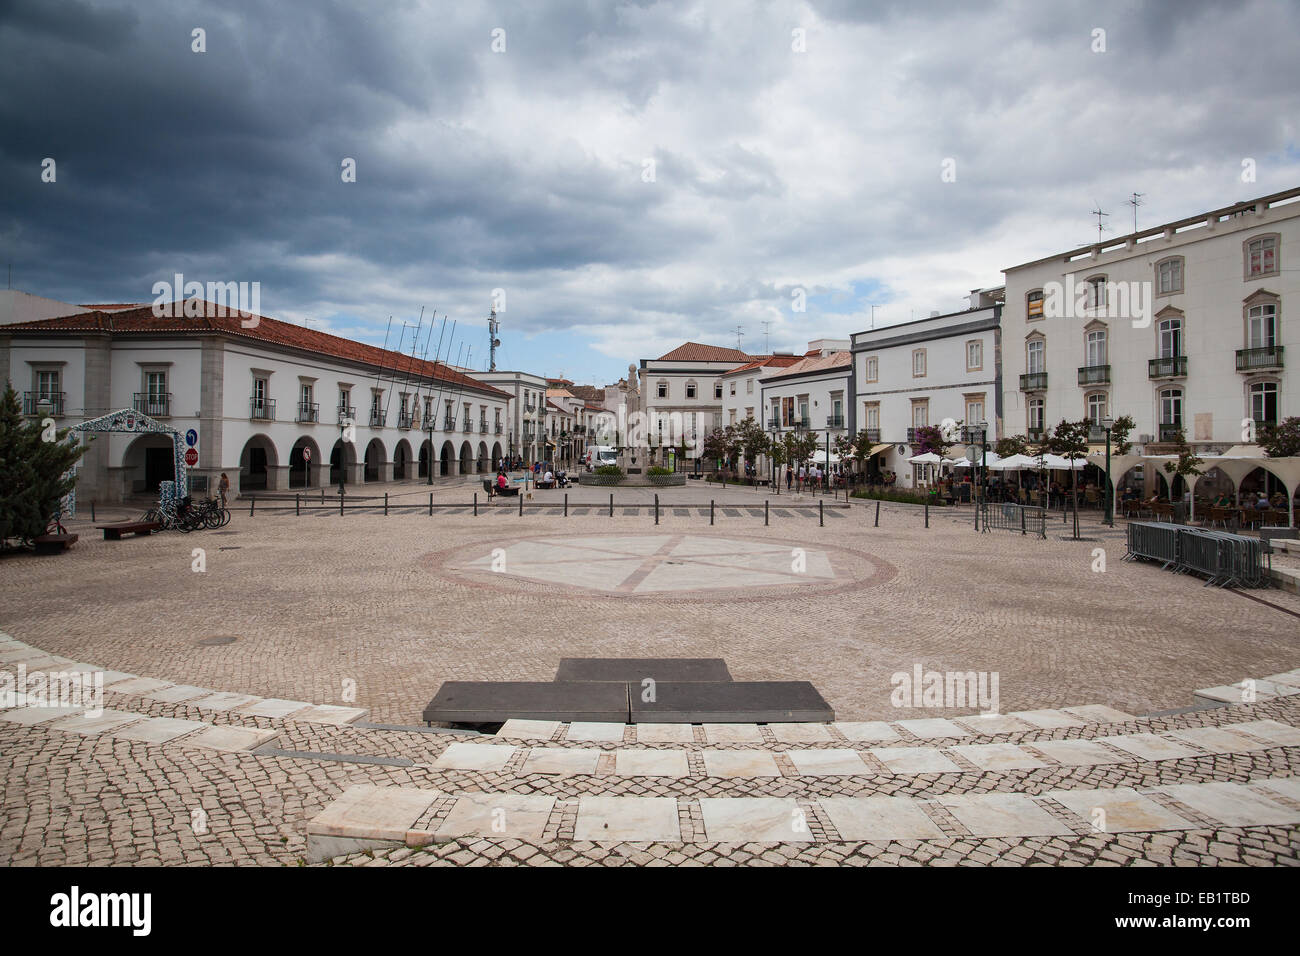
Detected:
left=488, top=308, right=501, bottom=372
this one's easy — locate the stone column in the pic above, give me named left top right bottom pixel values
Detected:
left=267, top=464, right=289, bottom=491
left=199, top=336, right=225, bottom=491
left=80, top=333, right=113, bottom=503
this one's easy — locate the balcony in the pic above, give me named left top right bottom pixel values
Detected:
left=463, top=420, right=472, bottom=433
left=495, top=424, right=503, bottom=435
left=443, top=418, right=455, bottom=432
left=1027, top=427, right=1045, bottom=441
left=1148, top=356, right=1187, bottom=379
left=767, top=417, right=780, bottom=430
left=960, top=426, right=989, bottom=443
left=1077, top=364, right=1110, bottom=386
left=1019, top=371, right=1048, bottom=391
left=1158, top=423, right=1184, bottom=442
left=131, top=392, right=171, bottom=417
left=863, top=428, right=880, bottom=443
left=296, top=401, right=320, bottom=423
left=906, top=427, right=926, bottom=443
left=826, top=414, right=845, bottom=429
left=250, top=398, right=276, bottom=421
left=397, top=410, right=415, bottom=429
left=1236, top=345, right=1284, bottom=371
left=23, top=391, right=65, bottom=416
left=369, top=408, right=386, bottom=427
left=337, top=404, right=356, bottom=422
left=479, top=421, right=488, bottom=434
left=1087, top=425, right=1108, bottom=443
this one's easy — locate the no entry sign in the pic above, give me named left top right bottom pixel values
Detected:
left=302, top=447, right=312, bottom=462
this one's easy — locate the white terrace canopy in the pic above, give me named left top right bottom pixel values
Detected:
left=1094, top=446, right=1300, bottom=526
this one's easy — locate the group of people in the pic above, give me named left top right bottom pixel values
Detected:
left=784, top=463, right=830, bottom=492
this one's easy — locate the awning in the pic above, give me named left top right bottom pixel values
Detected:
left=867, top=443, right=893, bottom=458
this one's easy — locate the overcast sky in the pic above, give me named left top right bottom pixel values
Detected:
left=3, top=0, right=1298, bottom=385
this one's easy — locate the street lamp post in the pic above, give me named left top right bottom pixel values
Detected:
left=1102, top=416, right=1114, bottom=527
left=426, top=420, right=434, bottom=485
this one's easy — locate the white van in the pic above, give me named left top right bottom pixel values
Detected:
left=584, top=445, right=618, bottom=471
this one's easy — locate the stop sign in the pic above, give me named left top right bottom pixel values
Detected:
left=184, top=448, right=199, bottom=467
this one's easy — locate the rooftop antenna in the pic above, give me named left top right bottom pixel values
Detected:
left=1091, top=202, right=1110, bottom=243
left=733, top=325, right=744, bottom=350
left=1127, top=191, right=1145, bottom=233
left=488, top=307, right=501, bottom=372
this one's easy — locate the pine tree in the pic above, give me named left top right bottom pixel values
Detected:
left=0, top=383, right=87, bottom=545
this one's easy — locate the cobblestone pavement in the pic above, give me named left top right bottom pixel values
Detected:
left=1, top=487, right=1297, bottom=866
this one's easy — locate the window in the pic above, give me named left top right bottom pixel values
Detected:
left=746, top=378, right=753, bottom=394
left=253, top=377, right=268, bottom=406
left=36, top=369, right=60, bottom=399
left=1250, top=381, right=1279, bottom=426
left=729, top=381, right=735, bottom=396
left=744, top=407, right=753, bottom=420
left=1086, top=329, right=1107, bottom=367
left=1245, top=234, right=1279, bottom=278
left=911, top=402, right=928, bottom=429
left=300, top=382, right=313, bottom=406
left=1026, top=338, right=1045, bottom=374
left=1159, top=388, right=1183, bottom=425
left=865, top=356, right=878, bottom=382
left=1247, top=301, right=1277, bottom=348
left=966, top=340, right=982, bottom=371
left=713, top=381, right=723, bottom=399
left=1158, top=316, right=1183, bottom=357
left=798, top=397, right=809, bottom=425
left=1085, top=276, right=1107, bottom=311
left=781, top=396, right=795, bottom=426
left=1156, top=257, right=1184, bottom=295
left=686, top=382, right=697, bottom=399
left=425, top=397, right=434, bottom=420
left=1027, top=289, right=1045, bottom=320
left=1028, top=398, right=1045, bottom=434
left=912, top=349, right=927, bottom=377
left=657, top=381, right=668, bottom=399
left=965, top=396, right=985, bottom=424
left=371, top=390, right=382, bottom=412
left=864, top=403, right=880, bottom=430
left=728, top=409, right=736, bottom=424
left=1086, top=392, right=1107, bottom=425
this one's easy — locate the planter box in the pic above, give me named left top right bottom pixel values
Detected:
left=580, top=473, right=624, bottom=486
left=647, top=474, right=686, bottom=486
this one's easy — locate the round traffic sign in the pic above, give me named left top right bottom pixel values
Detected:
left=184, top=448, right=199, bottom=467
left=185, top=428, right=199, bottom=447
left=302, top=447, right=312, bottom=462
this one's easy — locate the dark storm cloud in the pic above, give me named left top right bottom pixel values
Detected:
left=1, top=0, right=1297, bottom=373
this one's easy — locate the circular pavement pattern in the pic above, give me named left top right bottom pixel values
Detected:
left=438, top=532, right=893, bottom=601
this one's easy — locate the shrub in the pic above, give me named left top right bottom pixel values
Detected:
left=851, top=488, right=948, bottom=507
left=647, top=466, right=672, bottom=476
left=595, top=464, right=624, bottom=478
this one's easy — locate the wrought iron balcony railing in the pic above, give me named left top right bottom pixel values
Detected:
left=337, top=404, right=355, bottom=422
left=767, top=417, right=780, bottom=430
left=296, top=402, right=319, bottom=423
left=1148, top=356, right=1187, bottom=378
left=1158, top=423, right=1183, bottom=442
left=23, top=391, right=65, bottom=415
left=133, top=392, right=170, bottom=417
left=1077, top=364, right=1110, bottom=385
left=1236, top=345, right=1284, bottom=371
left=1019, top=371, right=1048, bottom=391
left=863, top=428, right=881, bottom=443
left=369, top=408, right=386, bottom=427
left=397, top=410, right=415, bottom=428
left=443, top=418, right=455, bottom=431
left=826, top=415, right=845, bottom=429
left=250, top=398, right=276, bottom=421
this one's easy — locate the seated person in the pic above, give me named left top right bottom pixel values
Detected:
left=1254, top=493, right=1271, bottom=511
left=542, top=469, right=554, bottom=487
left=1143, top=491, right=1161, bottom=506
left=496, top=472, right=509, bottom=494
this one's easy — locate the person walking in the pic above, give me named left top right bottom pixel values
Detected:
left=786, top=466, right=793, bottom=491
left=218, top=472, right=230, bottom=508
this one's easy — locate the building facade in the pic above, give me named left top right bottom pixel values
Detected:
left=1000, top=187, right=1299, bottom=454
left=851, top=290, right=1003, bottom=487
left=639, top=342, right=755, bottom=458
left=3, top=303, right=513, bottom=502
left=467, top=369, right=549, bottom=464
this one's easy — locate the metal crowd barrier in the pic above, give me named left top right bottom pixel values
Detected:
left=1125, top=522, right=1266, bottom=587
left=979, top=502, right=1046, bottom=538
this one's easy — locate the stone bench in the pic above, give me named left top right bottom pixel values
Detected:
left=96, top=521, right=161, bottom=540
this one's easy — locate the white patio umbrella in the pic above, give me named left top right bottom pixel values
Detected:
left=907, top=452, right=944, bottom=465
left=951, top=451, right=1002, bottom=468
left=990, top=453, right=1037, bottom=471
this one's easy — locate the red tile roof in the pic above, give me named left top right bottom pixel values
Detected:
left=656, top=342, right=753, bottom=363
left=5, top=303, right=511, bottom=397
left=722, top=355, right=803, bottom=376
left=768, top=351, right=853, bottom=377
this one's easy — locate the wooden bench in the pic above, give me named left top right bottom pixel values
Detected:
left=96, top=521, right=161, bottom=541
left=33, top=532, right=78, bottom=555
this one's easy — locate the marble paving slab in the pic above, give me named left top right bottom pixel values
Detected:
left=1031, top=739, right=1133, bottom=766
left=937, top=792, right=1073, bottom=837
left=434, top=793, right=554, bottom=842
left=820, top=796, right=946, bottom=840
left=574, top=796, right=680, bottom=842
left=1167, top=727, right=1271, bottom=754
left=1046, top=787, right=1195, bottom=833
left=521, top=748, right=600, bottom=776
left=785, top=749, right=871, bottom=776
left=1060, top=704, right=1136, bottom=724
left=146, top=684, right=214, bottom=704
left=633, top=723, right=696, bottom=743
left=565, top=722, right=627, bottom=743
left=496, top=719, right=561, bottom=740
left=1152, top=782, right=1297, bottom=827
left=698, top=797, right=812, bottom=842
left=767, top=723, right=834, bottom=743
left=238, top=698, right=314, bottom=719
left=309, top=785, right=439, bottom=841
left=432, top=742, right=517, bottom=772
left=613, top=749, right=690, bottom=777
left=832, top=721, right=900, bottom=742
left=1008, top=709, right=1087, bottom=730
left=701, top=750, right=781, bottom=778
left=109, top=716, right=209, bottom=744
left=869, top=746, right=962, bottom=775
left=47, top=709, right=145, bottom=735
left=1094, top=733, right=1202, bottom=762
left=182, top=724, right=278, bottom=752
left=948, top=743, right=1048, bottom=771
left=701, top=723, right=764, bottom=743
left=895, top=718, right=973, bottom=740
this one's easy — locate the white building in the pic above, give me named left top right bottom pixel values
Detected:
left=1000, top=187, right=1299, bottom=466
left=851, top=290, right=1003, bottom=487
left=467, top=369, right=549, bottom=464
left=720, top=354, right=802, bottom=428
left=639, top=342, right=755, bottom=458
left=2, top=301, right=514, bottom=502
